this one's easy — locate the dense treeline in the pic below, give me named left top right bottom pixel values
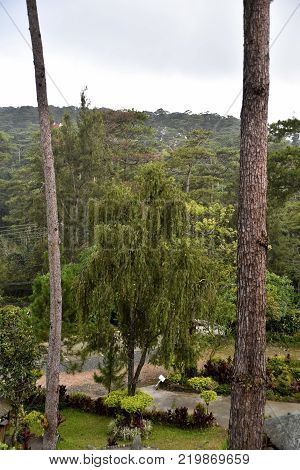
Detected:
left=0, top=105, right=240, bottom=149
left=0, top=99, right=299, bottom=371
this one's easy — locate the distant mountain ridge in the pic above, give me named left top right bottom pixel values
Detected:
left=0, top=106, right=240, bottom=148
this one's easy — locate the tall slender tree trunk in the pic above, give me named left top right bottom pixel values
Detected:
left=26, top=0, right=62, bottom=450
left=127, top=330, right=135, bottom=396
left=229, top=0, right=270, bottom=450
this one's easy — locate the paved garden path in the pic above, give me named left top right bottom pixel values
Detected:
left=141, top=385, right=300, bottom=429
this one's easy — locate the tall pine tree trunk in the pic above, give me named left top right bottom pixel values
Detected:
left=229, top=0, right=270, bottom=450
left=26, top=0, right=62, bottom=450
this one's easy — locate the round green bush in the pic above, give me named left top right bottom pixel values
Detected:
left=168, top=372, right=182, bottom=384
left=0, top=443, right=9, bottom=450
left=200, top=390, right=218, bottom=406
left=104, top=389, right=153, bottom=413
left=120, top=392, right=153, bottom=414
left=104, top=389, right=127, bottom=408
left=23, top=410, right=45, bottom=437
left=187, top=376, right=217, bottom=392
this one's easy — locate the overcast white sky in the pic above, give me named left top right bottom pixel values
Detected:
left=1, top=0, right=299, bottom=122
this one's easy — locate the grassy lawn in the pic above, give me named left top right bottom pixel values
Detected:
left=58, top=409, right=111, bottom=450
left=147, top=424, right=227, bottom=450
left=58, top=409, right=227, bottom=450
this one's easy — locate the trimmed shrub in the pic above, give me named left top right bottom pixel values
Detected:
left=104, top=389, right=153, bottom=414
left=200, top=390, right=218, bottom=413
left=120, top=393, right=153, bottom=414
left=187, top=376, right=217, bottom=392
left=24, top=390, right=216, bottom=430
left=143, top=405, right=215, bottom=430
left=104, top=389, right=127, bottom=409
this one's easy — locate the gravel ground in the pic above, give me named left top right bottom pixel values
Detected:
left=39, top=354, right=167, bottom=398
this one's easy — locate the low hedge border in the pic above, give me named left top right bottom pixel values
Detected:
left=26, top=386, right=215, bottom=430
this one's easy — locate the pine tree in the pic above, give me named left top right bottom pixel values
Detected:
left=26, top=0, right=62, bottom=450
left=229, top=0, right=270, bottom=449
left=93, top=332, right=126, bottom=393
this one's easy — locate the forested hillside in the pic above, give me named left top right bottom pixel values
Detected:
left=0, top=106, right=240, bottom=149
left=2, top=0, right=300, bottom=453
left=0, top=102, right=299, bottom=343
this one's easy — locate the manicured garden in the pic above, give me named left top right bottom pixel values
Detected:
left=57, top=409, right=227, bottom=450
left=161, top=354, right=300, bottom=403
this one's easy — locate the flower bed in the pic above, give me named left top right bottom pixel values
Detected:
left=160, top=355, right=300, bottom=402
left=25, top=386, right=216, bottom=430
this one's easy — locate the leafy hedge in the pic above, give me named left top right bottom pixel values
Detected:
left=104, top=389, right=153, bottom=414
left=143, top=404, right=215, bottom=429
left=25, top=386, right=215, bottom=430
left=266, top=356, right=300, bottom=400
left=161, top=354, right=299, bottom=402
left=187, top=377, right=217, bottom=392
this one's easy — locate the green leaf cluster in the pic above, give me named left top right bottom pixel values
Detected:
left=187, top=377, right=217, bottom=392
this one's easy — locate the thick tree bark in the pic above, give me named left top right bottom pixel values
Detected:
left=228, top=0, right=270, bottom=450
left=26, top=0, right=62, bottom=450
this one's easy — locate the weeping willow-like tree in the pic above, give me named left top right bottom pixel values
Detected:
left=79, top=163, right=226, bottom=395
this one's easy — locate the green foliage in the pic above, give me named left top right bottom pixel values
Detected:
left=107, top=417, right=152, bottom=443
left=200, top=390, right=218, bottom=409
left=266, top=272, right=296, bottom=320
left=104, top=389, right=153, bottom=414
left=79, top=163, right=231, bottom=391
left=168, top=373, right=182, bottom=384
left=1, top=102, right=300, bottom=382
left=30, top=263, right=80, bottom=339
left=266, top=272, right=299, bottom=334
left=168, top=129, right=214, bottom=193
left=93, top=331, right=127, bottom=392
left=269, top=118, right=300, bottom=145
left=120, top=392, right=153, bottom=414
left=187, top=377, right=217, bottom=392
left=0, top=306, right=41, bottom=413
left=146, top=109, right=240, bottom=148
left=268, top=147, right=300, bottom=205
left=57, top=408, right=225, bottom=450
left=215, top=383, right=231, bottom=396
left=266, top=356, right=300, bottom=398
left=0, top=443, right=10, bottom=450
left=267, top=145, right=300, bottom=289
left=104, top=389, right=128, bottom=409
left=218, top=271, right=299, bottom=335
left=23, top=410, right=45, bottom=437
